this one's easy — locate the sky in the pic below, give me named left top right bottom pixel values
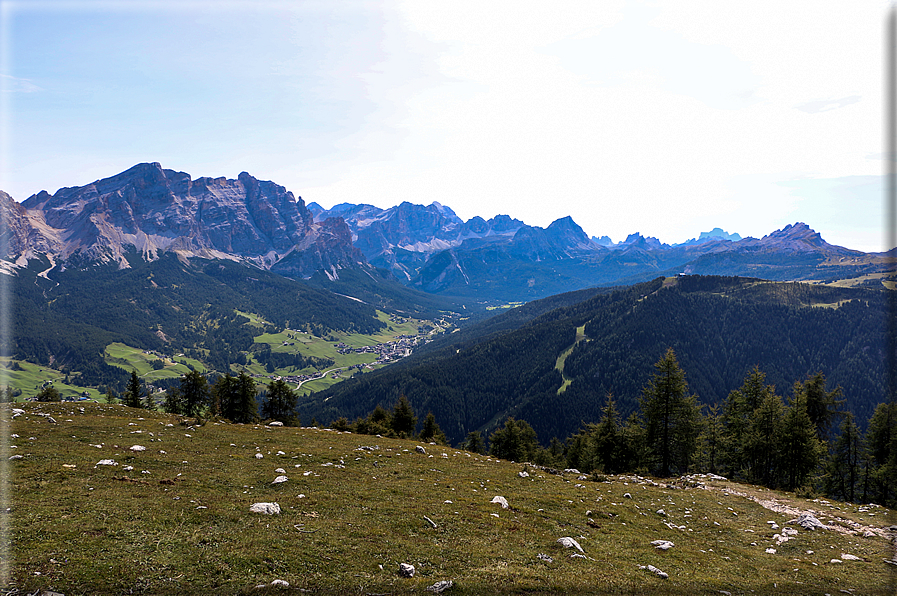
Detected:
left=0, top=0, right=893, bottom=251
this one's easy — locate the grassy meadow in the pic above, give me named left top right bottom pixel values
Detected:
left=4, top=402, right=896, bottom=595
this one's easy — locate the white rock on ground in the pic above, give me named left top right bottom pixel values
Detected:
left=399, top=563, right=415, bottom=577
left=274, top=468, right=286, bottom=474
left=639, top=564, right=668, bottom=579
left=416, top=445, right=427, bottom=454
left=841, top=553, right=862, bottom=561
left=765, top=548, right=776, bottom=554
left=255, top=453, right=264, bottom=459
left=249, top=502, right=281, bottom=515
left=269, top=579, right=289, bottom=587
left=519, top=471, right=529, bottom=478
left=95, top=459, right=118, bottom=467
left=788, top=512, right=825, bottom=531
left=129, top=445, right=146, bottom=452
left=651, top=540, right=674, bottom=550
left=491, top=496, right=509, bottom=509
left=268, top=421, right=283, bottom=427
left=557, top=537, right=584, bottom=552
left=272, top=475, right=288, bottom=484
left=426, top=580, right=454, bottom=593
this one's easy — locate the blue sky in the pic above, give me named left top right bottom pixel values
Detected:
left=0, top=0, right=891, bottom=251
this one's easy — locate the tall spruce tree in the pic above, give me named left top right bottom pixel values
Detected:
left=593, top=394, right=622, bottom=474
left=745, top=389, right=785, bottom=487
left=780, top=389, right=824, bottom=491
left=640, top=348, right=701, bottom=476
left=795, top=372, right=844, bottom=442
left=262, top=378, right=298, bottom=425
left=419, top=412, right=448, bottom=444
left=825, top=412, right=863, bottom=502
left=124, top=370, right=144, bottom=408
left=391, top=395, right=417, bottom=438
left=489, top=417, right=539, bottom=462
left=181, top=369, right=210, bottom=418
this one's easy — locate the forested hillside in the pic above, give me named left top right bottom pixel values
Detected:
left=301, top=277, right=888, bottom=445
left=10, top=253, right=389, bottom=387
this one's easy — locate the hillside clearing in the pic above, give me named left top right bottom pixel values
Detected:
left=5, top=402, right=896, bottom=595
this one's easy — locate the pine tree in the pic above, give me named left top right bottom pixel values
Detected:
left=419, top=412, right=448, bottom=445
left=163, top=386, right=185, bottom=415
left=795, top=372, right=844, bottom=442
left=640, top=348, right=701, bottom=476
left=181, top=369, right=210, bottom=418
left=780, top=389, right=824, bottom=491
left=262, top=378, right=297, bottom=425
left=233, top=372, right=259, bottom=424
left=124, top=370, right=144, bottom=408
left=489, top=417, right=539, bottom=462
left=105, top=387, right=118, bottom=404
left=36, top=385, right=61, bottom=402
left=463, top=431, right=485, bottom=454
left=593, top=394, right=621, bottom=473
left=723, top=366, right=774, bottom=476
left=865, top=402, right=897, bottom=505
left=696, top=403, right=724, bottom=474
left=391, top=395, right=417, bottom=438
left=745, top=389, right=784, bottom=487
left=825, top=412, right=863, bottom=502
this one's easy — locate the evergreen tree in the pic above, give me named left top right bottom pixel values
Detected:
left=696, top=403, right=724, bottom=474
left=489, top=417, right=539, bottom=462
left=640, top=348, right=701, bottom=476
left=262, top=378, right=298, bottom=425
left=180, top=369, right=210, bottom=418
left=780, top=389, right=825, bottom=491
left=36, top=385, right=61, bottom=402
left=163, top=386, right=185, bottom=415
left=745, top=389, right=784, bottom=487
left=593, top=394, right=621, bottom=473
left=142, top=385, right=156, bottom=410
left=391, top=395, right=417, bottom=438
left=419, top=412, right=448, bottom=444
left=105, top=387, right=118, bottom=404
left=825, top=412, right=863, bottom=502
left=865, top=402, right=897, bottom=505
left=212, top=373, right=235, bottom=419
left=795, top=372, right=844, bottom=442
left=123, top=370, right=144, bottom=408
left=618, top=411, right=647, bottom=472
left=463, top=430, right=485, bottom=454
left=233, top=372, right=259, bottom=424
left=723, top=366, right=774, bottom=476
left=368, top=404, right=392, bottom=435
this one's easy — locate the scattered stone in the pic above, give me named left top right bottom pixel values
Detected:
left=623, top=492, right=632, bottom=499
left=255, top=453, right=264, bottom=459
left=788, top=513, right=825, bottom=531
left=123, top=465, right=134, bottom=471
left=652, top=540, right=674, bottom=550
left=443, top=500, right=453, bottom=504
left=564, top=468, right=581, bottom=474
left=8, top=455, right=22, bottom=461
left=830, top=558, right=842, bottom=564
left=274, top=468, right=286, bottom=474
left=840, top=553, right=862, bottom=561
left=129, top=445, right=146, bottom=452
left=557, top=537, right=584, bottom=553
left=268, top=421, right=283, bottom=427
left=11, top=408, right=24, bottom=415
left=424, top=515, right=438, bottom=528
left=416, top=445, right=427, bottom=454
left=537, top=553, right=553, bottom=563
left=491, top=495, right=509, bottom=509
left=398, top=563, right=415, bottom=577
left=46, top=416, right=57, bottom=424
left=639, top=564, right=668, bottom=579
left=518, top=471, right=530, bottom=478
left=426, top=580, right=454, bottom=593
left=765, top=548, right=776, bottom=554
left=250, top=502, right=281, bottom=515
left=570, top=553, right=586, bottom=559
left=656, top=509, right=666, bottom=516
left=95, top=459, right=118, bottom=467
left=269, top=579, right=289, bottom=587
left=272, top=475, right=288, bottom=484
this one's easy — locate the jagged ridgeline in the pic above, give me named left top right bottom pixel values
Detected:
left=301, top=276, right=888, bottom=445
left=10, top=252, right=385, bottom=386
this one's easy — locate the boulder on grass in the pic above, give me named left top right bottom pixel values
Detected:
left=249, top=502, right=281, bottom=515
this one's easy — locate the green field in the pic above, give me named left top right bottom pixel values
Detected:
left=104, top=342, right=207, bottom=379
left=6, top=401, right=895, bottom=595
left=0, top=359, right=104, bottom=401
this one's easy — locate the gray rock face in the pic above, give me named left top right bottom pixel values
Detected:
left=788, top=512, right=826, bottom=531
left=10, top=163, right=366, bottom=277
left=398, top=563, right=415, bottom=577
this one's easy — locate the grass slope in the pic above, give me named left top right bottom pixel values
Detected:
left=6, top=402, right=896, bottom=595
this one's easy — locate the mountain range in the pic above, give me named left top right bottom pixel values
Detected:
left=2, top=163, right=892, bottom=304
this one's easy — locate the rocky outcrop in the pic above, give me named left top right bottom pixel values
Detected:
left=7, top=163, right=365, bottom=277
